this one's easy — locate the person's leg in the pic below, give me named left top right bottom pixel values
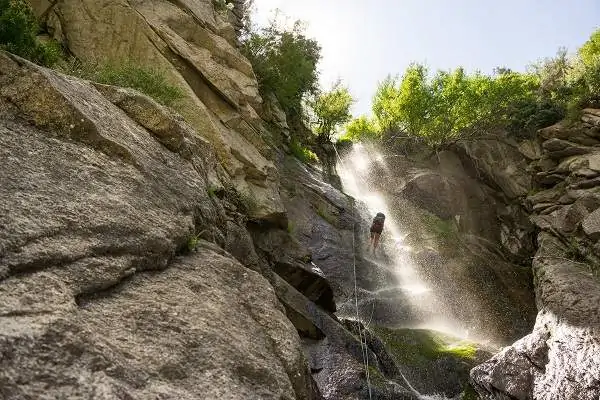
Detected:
left=373, top=232, right=381, bottom=250
left=369, top=231, right=376, bottom=253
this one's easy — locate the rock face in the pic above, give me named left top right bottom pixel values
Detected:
left=1, top=243, right=316, bottom=400
left=471, top=110, right=600, bottom=400
left=2, top=1, right=430, bottom=398
left=30, top=0, right=286, bottom=223
left=4, top=1, right=598, bottom=398
left=0, top=52, right=324, bottom=399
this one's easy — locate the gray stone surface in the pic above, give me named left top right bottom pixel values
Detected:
left=542, top=138, right=593, bottom=159
left=29, top=0, right=287, bottom=223
left=0, top=244, right=318, bottom=400
left=472, top=218, right=600, bottom=400
left=455, top=138, right=532, bottom=199
left=0, top=52, right=319, bottom=399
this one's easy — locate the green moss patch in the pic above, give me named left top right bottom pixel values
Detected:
left=370, top=326, right=478, bottom=367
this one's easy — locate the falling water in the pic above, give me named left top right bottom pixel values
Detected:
left=335, top=142, right=473, bottom=399
left=336, top=142, right=471, bottom=340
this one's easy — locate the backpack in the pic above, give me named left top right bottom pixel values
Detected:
left=372, top=213, right=385, bottom=230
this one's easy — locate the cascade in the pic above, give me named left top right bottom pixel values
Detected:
left=334, top=142, right=493, bottom=400
left=337, top=143, right=469, bottom=338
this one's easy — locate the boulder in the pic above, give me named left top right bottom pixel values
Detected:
left=557, top=152, right=600, bottom=174
left=581, top=108, right=600, bottom=129
left=582, top=207, right=600, bottom=240
left=538, top=120, right=600, bottom=146
left=0, top=245, right=320, bottom=400
left=527, top=185, right=566, bottom=206
left=471, top=233, right=600, bottom=400
left=270, top=277, right=399, bottom=400
left=542, top=138, right=593, bottom=159
left=518, top=139, right=543, bottom=160
left=400, top=171, right=466, bottom=220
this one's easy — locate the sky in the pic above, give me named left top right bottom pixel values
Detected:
left=251, top=0, right=600, bottom=115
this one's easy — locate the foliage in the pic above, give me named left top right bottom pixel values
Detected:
left=360, top=28, right=600, bottom=149
left=186, top=233, right=200, bottom=253
left=289, top=139, right=318, bottom=163
left=213, top=0, right=234, bottom=13
left=0, top=0, right=62, bottom=66
left=579, top=29, right=600, bottom=68
left=565, top=36, right=600, bottom=116
left=309, top=81, right=354, bottom=140
left=242, top=16, right=321, bottom=120
left=340, top=115, right=381, bottom=142
left=529, top=48, right=572, bottom=105
left=62, top=60, right=185, bottom=106
left=371, top=64, right=543, bottom=148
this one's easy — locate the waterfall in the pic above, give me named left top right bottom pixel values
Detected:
left=335, top=142, right=475, bottom=400
left=336, top=142, right=469, bottom=338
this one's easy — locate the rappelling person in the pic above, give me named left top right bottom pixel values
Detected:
left=369, top=212, right=385, bottom=253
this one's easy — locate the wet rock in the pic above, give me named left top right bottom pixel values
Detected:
left=280, top=158, right=398, bottom=301
left=363, top=325, right=493, bottom=399
left=271, top=277, right=402, bottom=400
left=273, top=261, right=337, bottom=313
left=249, top=223, right=336, bottom=312
left=400, top=171, right=467, bottom=220
left=335, top=287, right=420, bottom=328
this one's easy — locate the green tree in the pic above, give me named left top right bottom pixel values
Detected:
left=579, top=28, right=600, bottom=67
left=566, top=28, right=600, bottom=112
left=372, top=65, right=433, bottom=135
left=310, top=81, right=354, bottom=140
left=371, top=63, right=543, bottom=148
left=242, top=17, right=321, bottom=120
left=0, top=0, right=61, bottom=66
left=342, top=115, right=381, bottom=142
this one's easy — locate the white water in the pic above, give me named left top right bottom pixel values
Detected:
left=336, top=143, right=473, bottom=399
left=337, top=142, right=470, bottom=339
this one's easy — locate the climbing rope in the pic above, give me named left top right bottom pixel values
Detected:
left=352, top=221, right=373, bottom=400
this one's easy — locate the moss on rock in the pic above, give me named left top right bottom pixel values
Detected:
left=369, top=326, right=489, bottom=398
left=370, top=326, right=478, bottom=366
